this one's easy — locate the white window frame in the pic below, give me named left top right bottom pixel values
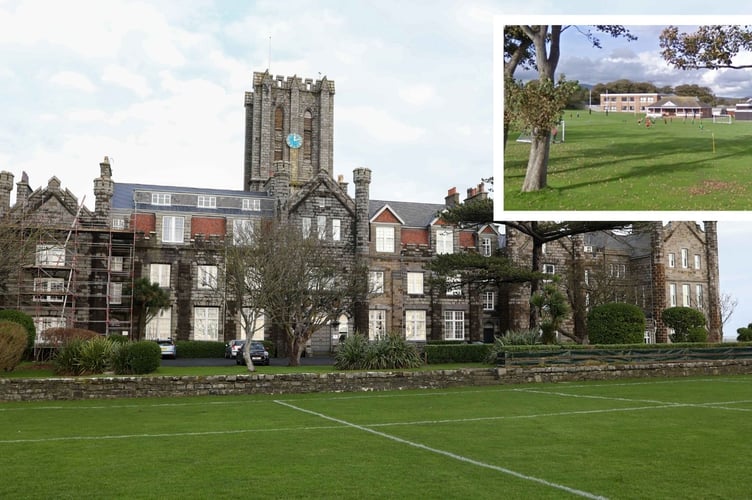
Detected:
left=681, top=248, right=689, bottom=269
left=233, top=219, right=255, bottom=245
left=34, top=316, right=67, bottom=345
left=375, top=226, right=395, bottom=253
left=696, top=284, right=704, bottom=308
left=669, top=283, right=677, bottom=307
left=694, top=254, right=701, bottom=270
left=444, top=310, right=465, bottom=340
left=150, top=263, right=171, bottom=288
left=405, top=310, right=426, bottom=341
left=33, top=277, right=65, bottom=302
left=407, top=272, right=424, bottom=295
left=194, top=306, right=219, bottom=341
left=369, top=271, right=384, bottom=295
left=668, top=253, right=676, bottom=268
left=446, top=275, right=462, bottom=296
left=145, top=307, right=171, bottom=340
left=162, top=215, right=185, bottom=244
left=197, top=195, right=216, bottom=209
left=302, top=217, right=312, bottom=238
left=151, top=193, right=171, bottom=206
left=682, top=284, right=691, bottom=307
left=436, top=229, right=454, bottom=255
left=332, top=219, right=341, bottom=241
left=242, top=198, right=261, bottom=211
left=109, top=282, right=123, bottom=305
left=483, top=291, right=495, bottom=311
left=110, top=256, right=124, bottom=272
left=197, top=265, right=218, bottom=290
left=368, top=309, right=386, bottom=340
left=111, top=218, right=125, bottom=230
left=543, top=264, right=555, bottom=275
left=35, top=244, right=65, bottom=267
left=481, top=237, right=492, bottom=257
left=317, top=215, right=327, bottom=240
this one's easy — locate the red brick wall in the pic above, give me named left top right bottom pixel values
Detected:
left=132, top=213, right=155, bottom=233
left=191, top=217, right=226, bottom=237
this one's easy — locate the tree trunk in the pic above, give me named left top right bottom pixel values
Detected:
left=241, top=342, right=256, bottom=373
left=288, top=335, right=303, bottom=367
left=521, top=131, right=551, bottom=192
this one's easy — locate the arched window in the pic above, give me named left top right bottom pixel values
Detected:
left=274, top=107, right=284, bottom=161
left=303, top=110, right=312, bottom=161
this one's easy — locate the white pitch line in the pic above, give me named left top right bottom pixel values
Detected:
left=274, top=399, right=609, bottom=500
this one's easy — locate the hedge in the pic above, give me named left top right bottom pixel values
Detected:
left=174, top=340, right=226, bottom=358
left=424, top=343, right=492, bottom=364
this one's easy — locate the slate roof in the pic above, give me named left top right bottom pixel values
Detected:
left=111, top=182, right=273, bottom=217
left=647, top=95, right=710, bottom=109
left=369, top=200, right=445, bottom=227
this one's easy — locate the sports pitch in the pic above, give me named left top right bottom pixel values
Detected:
left=503, top=112, right=752, bottom=211
left=2, top=375, right=752, bottom=499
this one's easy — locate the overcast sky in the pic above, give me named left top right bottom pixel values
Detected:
left=2, top=0, right=751, bottom=339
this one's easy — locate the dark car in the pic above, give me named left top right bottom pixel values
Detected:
left=224, top=339, right=245, bottom=359
left=236, top=341, right=270, bottom=366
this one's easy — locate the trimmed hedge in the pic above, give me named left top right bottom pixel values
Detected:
left=0, top=310, right=36, bottom=356
left=587, top=302, right=646, bottom=345
left=174, top=340, right=226, bottom=358
left=424, top=343, right=492, bottom=364
left=0, top=320, right=28, bottom=371
left=111, top=341, right=161, bottom=375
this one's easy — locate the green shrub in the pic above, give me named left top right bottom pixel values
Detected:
left=0, top=320, right=28, bottom=371
left=335, top=333, right=422, bottom=370
left=111, top=341, right=161, bottom=375
left=0, top=310, right=36, bottom=356
left=107, top=334, right=130, bottom=344
left=424, top=343, right=492, bottom=364
left=334, top=333, right=369, bottom=370
left=175, top=340, right=225, bottom=358
left=53, top=339, right=85, bottom=375
left=662, top=307, right=706, bottom=343
left=484, top=330, right=542, bottom=364
left=687, top=326, right=708, bottom=343
left=737, top=323, right=752, bottom=342
left=587, top=303, right=646, bottom=344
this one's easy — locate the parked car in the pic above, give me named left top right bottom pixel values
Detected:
left=225, top=339, right=245, bottom=359
left=236, top=341, right=270, bottom=366
left=156, top=339, right=176, bottom=359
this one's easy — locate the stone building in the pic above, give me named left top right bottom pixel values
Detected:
left=0, top=71, right=723, bottom=351
left=502, top=222, right=722, bottom=342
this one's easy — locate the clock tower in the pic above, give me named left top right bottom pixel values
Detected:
left=243, top=71, right=335, bottom=191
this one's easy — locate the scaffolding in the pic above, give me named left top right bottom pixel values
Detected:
left=0, top=195, right=137, bottom=357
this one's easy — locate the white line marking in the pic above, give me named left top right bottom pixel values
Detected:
left=274, top=399, right=608, bottom=500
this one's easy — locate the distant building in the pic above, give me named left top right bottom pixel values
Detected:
left=600, top=93, right=661, bottom=113
left=733, top=98, right=752, bottom=121
left=645, top=95, right=712, bottom=118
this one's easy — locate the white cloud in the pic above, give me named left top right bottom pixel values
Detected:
left=398, top=84, right=437, bottom=106
left=338, top=105, right=425, bottom=144
left=101, top=65, right=152, bottom=98
left=49, top=71, right=96, bottom=92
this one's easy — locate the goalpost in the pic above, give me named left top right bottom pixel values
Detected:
left=515, top=121, right=566, bottom=143
left=712, top=115, right=732, bottom=124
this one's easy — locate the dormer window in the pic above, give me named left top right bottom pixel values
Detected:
left=436, top=229, right=453, bottom=254
left=197, top=195, right=216, bottom=208
left=152, top=193, right=171, bottom=206
left=376, top=226, right=395, bottom=253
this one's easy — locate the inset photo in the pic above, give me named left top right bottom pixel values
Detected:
left=497, top=18, right=752, bottom=212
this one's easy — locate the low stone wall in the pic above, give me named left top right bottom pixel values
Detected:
left=2, top=359, right=752, bottom=402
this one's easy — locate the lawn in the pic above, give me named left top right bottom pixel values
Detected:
left=2, top=375, right=751, bottom=498
left=503, top=111, right=752, bottom=211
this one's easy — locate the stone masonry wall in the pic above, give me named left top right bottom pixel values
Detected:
left=3, top=360, right=752, bottom=402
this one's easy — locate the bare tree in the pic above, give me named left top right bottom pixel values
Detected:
left=224, top=220, right=367, bottom=367
left=720, top=292, right=739, bottom=337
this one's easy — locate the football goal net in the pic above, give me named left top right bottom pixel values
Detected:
left=515, top=121, right=566, bottom=143
left=712, top=115, right=732, bottom=124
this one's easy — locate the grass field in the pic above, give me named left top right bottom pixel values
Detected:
left=503, top=111, right=752, bottom=211
left=3, top=375, right=752, bottom=499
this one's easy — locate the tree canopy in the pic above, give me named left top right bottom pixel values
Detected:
left=660, top=25, right=752, bottom=70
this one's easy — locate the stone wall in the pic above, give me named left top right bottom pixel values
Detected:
left=3, top=359, right=752, bottom=402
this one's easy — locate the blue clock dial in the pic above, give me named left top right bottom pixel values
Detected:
left=286, top=133, right=303, bottom=149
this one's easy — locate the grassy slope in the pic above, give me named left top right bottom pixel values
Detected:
left=504, top=111, right=752, bottom=210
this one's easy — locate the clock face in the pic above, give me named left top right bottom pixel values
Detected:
left=286, top=133, right=303, bottom=149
